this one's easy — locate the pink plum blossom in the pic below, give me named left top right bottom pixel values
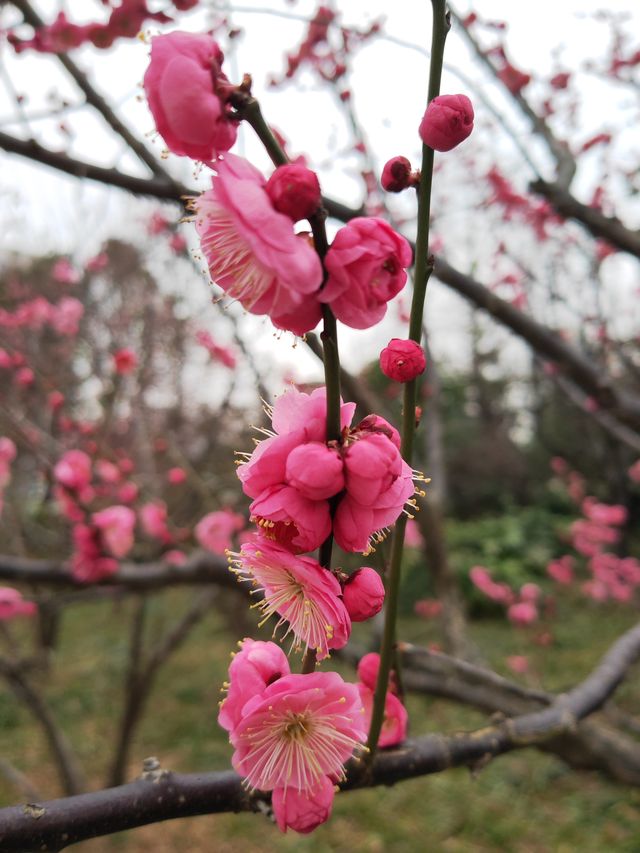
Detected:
left=320, top=217, right=412, bottom=329
left=0, top=587, right=37, bottom=620
left=71, top=524, right=119, bottom=583
left=507, top=600, right=538, bottom=627
left=92, top=505, right=136, bottom=559
left=547, top=556, right=574, bottom=585
left=54, top=450, right=92, bottom=493
left=230, top=671, right=366, bottom=792
left=113, top=348, right=137, bottom=375
left=195, top=509, right=244, bottom=554
left=167, top=467, right=187, bottom=485
left=139, top=501, right=172, bottom=544
left=52, top=258, right=80, bottom=284
left=229, top=537, right=351, bottom=659
left=237, top=388, right=414, bottom=554
left=218, top=638, right=290, bottom=734
left=143, top=32, right=237, bottom=161
left=195, top=154, right=323, bottom=334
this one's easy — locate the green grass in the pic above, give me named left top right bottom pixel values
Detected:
left=1, top=590, right=639, bottom=851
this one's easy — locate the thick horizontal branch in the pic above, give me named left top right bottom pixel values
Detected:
left=400, top=644, right=640, bottom=786
left=0, top=620, right=638, bottom=849
left=0, top=551, right=236, bottom=592
left=10, top=0, right=168, bottom=179
left=433, top=257, right=640, bottom=429
left=0, top=131, right=190, bottom=202
left=530, top=179, right=640, bottom=260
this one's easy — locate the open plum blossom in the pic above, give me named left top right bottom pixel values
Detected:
left=237, top=388, right=416, bottom=554
left=320, top=218, right=412, bottom=329
left=229, top=536, right=351, bottom=659
left=219, top=641, right=366, bottom=834
left=143, top=31, right=237, bottom=161
left=195, top=154, right=323, bottom=335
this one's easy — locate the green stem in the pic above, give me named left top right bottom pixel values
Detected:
left=242, top=96, right=342, bottom=675
left=366, top=0, right=449, bottom=760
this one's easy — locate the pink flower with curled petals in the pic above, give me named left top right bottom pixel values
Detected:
left=218, top=638, right=290, bottom=734
left=320, top=217, right=412, bottom=329
left=143, top=32, right=237, bottom=161
left=92, top=505, right=136, bottom=559
left=0, top=587, right=37, bottom=620
left=230, top=671, right=366, bottom=792
left=195, top=509, right=244, bottom=554
left=229, top=537, right=351, bottom=659
left=272, top=776, right=335, bottom=834
left=195, top=154, right=323, bottom=334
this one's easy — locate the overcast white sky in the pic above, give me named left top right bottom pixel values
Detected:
left=0, top=0, right=638, bottom=399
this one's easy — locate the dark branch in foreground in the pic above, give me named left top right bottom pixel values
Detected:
left=0, top=131, right=190, bottom=202
left=0, top=620, right=639, bottom=850
left=0, top=551, right=235, bottom=591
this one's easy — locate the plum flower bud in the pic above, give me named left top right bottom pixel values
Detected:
left=266, top=164, right=322, bottom=221
left=380, top=339, right=426, bottom=383
left=419, top=94, right=474, bottom=152
left=380, top=156, right=413, bottom=192
left=341, top=567, right=385, bottom=622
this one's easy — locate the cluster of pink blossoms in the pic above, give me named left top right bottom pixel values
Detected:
left=236, top=387, right=416, bottom=556
left=218, top=640, right=405, bottom=833
left=139, top=28, right=420, bottom=834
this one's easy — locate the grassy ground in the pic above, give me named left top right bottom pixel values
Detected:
left=1, top=590, right=639, bottom=852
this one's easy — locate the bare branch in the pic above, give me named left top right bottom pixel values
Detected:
left=530, top=179, right=640, bottom=260
left=0, top=657, right=86, bottom=796
left=0, top=130, right=189, bottom=202
left=9, top=0, right=169, bottom=179
left=0, top=620, right=638, bottom=849
left=0, top=551, right=236, bottom=591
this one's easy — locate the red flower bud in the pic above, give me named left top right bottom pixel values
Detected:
left=265, top=163, right=321, bottom=221
left=381, top=156, right=412, bottom=192
left=380, top=339, right=426, bottom=383
left=341, top=567, right=385, bottom=622
left=418, top=94, right=474, bottom=152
